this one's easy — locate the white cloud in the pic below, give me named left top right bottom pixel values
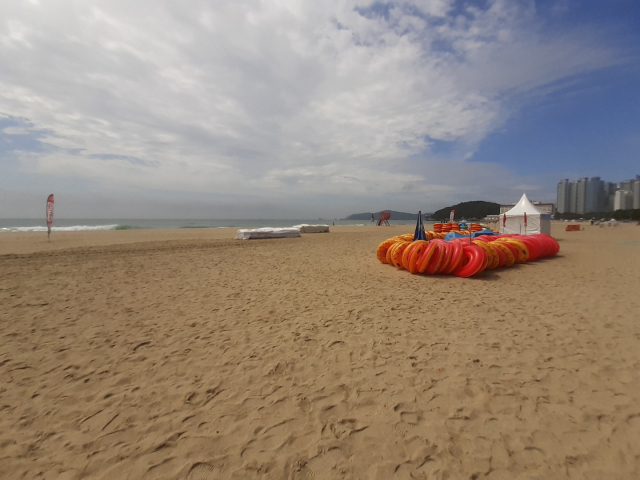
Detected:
left=0, top=0, right=623, bottom=217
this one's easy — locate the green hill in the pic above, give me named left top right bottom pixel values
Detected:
left=430, top=201, right=499, bottom=221
left=344, top=210, right=431, bottom=221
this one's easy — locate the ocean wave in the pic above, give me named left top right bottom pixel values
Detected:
left=0, top=225, right=119, bottom=232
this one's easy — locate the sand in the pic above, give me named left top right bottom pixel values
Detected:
left=1, top=223, right=639, bottom=479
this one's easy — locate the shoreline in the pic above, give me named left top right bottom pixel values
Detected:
left=1, top=221, right=637, bottom=256
left=0, top=225, right=413, bottom=256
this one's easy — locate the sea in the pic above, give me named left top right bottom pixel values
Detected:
left=0, top=218, right=421, bottom=233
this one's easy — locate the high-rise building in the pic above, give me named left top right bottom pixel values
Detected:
left=557, top=176, right=638, bottom=214
left=569, top=182, right=578, bottom=213
left=603, top=182, right=616, bottom=212
left=614, top=190, right=633, bottom=210
left=556, top=179, right=571, bottom=213
left=585, top=177, right=603, bottom=213
left=620, top=179, right=634, bottom=193
left=619, top=177, right=640, bottom=210
left=576, top=178, right=587, bottom=215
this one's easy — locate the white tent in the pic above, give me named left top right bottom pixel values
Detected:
left=499, top=193, right=551, bottom=235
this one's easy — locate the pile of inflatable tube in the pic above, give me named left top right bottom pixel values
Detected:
left=376, top=233, right=559, bottom=278
left=434, top=222, right=484, bottom=233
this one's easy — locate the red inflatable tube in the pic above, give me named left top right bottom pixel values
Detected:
left=529, top=235, right=552, bottom=257
left=518, top=237, right=539, bottom=261
left=416, top=242, right=438, bottom=273
left=425, top=241, right=446, bottom=275
left=526, top=236, right=548, bottom=258
left=442, top=242, right=464, bottom=274
left=453, top=245, right=486, bottom=278
left=436, top=241, right=454, bottom=274
left=539, top=234, right=560, bottom=256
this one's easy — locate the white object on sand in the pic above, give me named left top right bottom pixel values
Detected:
left=235, top=227, right=301, bottom=240
left=291, top=224, right=330, bottom=233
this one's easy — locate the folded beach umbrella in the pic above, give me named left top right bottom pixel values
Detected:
left=414, top=211, right=427, bottom=241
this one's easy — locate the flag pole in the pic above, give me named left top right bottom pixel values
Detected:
left=46, top=194, right=54, bottom=242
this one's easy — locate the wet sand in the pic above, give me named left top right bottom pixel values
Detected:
left=1, top=223, right=639, bottom=479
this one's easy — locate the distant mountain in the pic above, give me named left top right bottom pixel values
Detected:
left=344, top=210, right=431, bottom=221
left=430, top=201, right=499, bottom=221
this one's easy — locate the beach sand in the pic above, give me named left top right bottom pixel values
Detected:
left=1, top=224, right=639, bottom=479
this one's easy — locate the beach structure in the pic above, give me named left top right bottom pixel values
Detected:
left=291, top=224, right=330, bottom=233
left=235, top=227, right=301, bottom=239
left=499, top=193, right=551, bottom=235
left=377, top=211, right=391, bottom=226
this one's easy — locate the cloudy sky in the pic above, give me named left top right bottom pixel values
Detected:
left=1, top=0, right=639, bottom=218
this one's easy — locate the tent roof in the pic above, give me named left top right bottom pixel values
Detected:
left=504, top=193, right=543, bottom=216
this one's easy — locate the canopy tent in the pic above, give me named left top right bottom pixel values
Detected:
left=499, top=193, right=551, bottom=235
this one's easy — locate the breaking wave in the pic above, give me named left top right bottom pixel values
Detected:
left=0, top=225, right=119, bottom=233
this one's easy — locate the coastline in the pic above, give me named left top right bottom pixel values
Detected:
left=0, top=225, right=410, bottom=256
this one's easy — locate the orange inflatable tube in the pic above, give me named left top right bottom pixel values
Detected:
left=472, top=240, right=496, bottom=270
left=387, top=241, right=406, bottom=266
left=489, top=243, right=506, bottom=268
left=385, top=242, right=399, bottom=265
left=402, top=240, right=428, bottom=271
left=391, top=242, right=411, bottom=269
left=376, top=239, right=397, bottom=264
left=491, top=242, right=515, bottom=266
left=502, top=239, right=529, bottom=263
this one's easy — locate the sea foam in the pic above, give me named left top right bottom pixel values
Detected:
left=0, top=225, right=119, bottom=233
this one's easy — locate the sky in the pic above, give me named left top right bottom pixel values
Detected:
left=1, top=0, right=639, bottom=219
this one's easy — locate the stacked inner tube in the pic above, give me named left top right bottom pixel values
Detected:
left=432, top=222, right=483, bottom=233
left=376, top=234, right=559, bottom=278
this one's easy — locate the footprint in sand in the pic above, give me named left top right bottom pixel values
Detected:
left=186, top=463, right=225, bottom=480
left=328, top=418, right=368, bottom=439
left=393, top=411, right=422, bottom=435
left=290, top=448, right=348, bottom=479
left=400, top=412, right=419, bottom=425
